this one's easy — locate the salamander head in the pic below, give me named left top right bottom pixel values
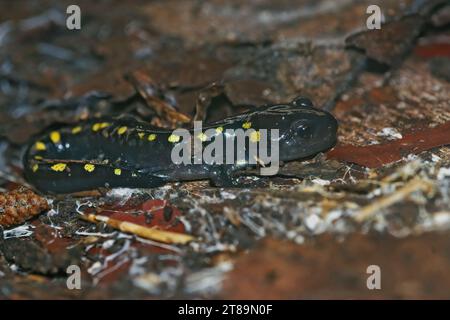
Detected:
left=258, top=97, right=338, bottom=161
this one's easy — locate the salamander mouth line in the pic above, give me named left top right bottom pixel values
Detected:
left=31, top=158, right=109, bottom=164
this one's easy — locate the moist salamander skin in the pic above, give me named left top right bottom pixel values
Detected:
left=23, top=97, right=338, bottom=193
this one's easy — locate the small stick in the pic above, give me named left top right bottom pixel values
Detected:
left=354, top=178, right=435, bottom=222
left=126, top=70, right=191, bottom=124
left=194, top=82, right=225, bottom=122
left=80, top=214, right=195, bottom=245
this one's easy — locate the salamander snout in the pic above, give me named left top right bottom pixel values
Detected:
left=314, top=112, right=338, bottom=147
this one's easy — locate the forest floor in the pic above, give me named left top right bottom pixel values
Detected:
left=0, top=0, right=450, bottom=299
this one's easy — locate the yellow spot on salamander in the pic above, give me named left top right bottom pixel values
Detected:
left=32, top=164, right=39, bottom=172
left=51, top=163, right=67, bottom=172
left=50, top=131, right=61, bottom=144
left=35, top=141, right=46, bottom=151
left=197, top=132, right=208, bottom=142
left=92, top=123, right=101, bottom=131
left=72, top=126, right=82, bottom=134
left=92, top=122, right=110, bottom=132
left=148, top=134, right=156, bottom=141
left=215, top=126, right=224, bottom=134
left=250, top=130, right=260, bottom=142
left=242, top=121, right=252, bottom=129
left=84, top=164, right=95, bottom=172
left=168, top=134, right=180, bottom=143
left=117, top=126, right=128, bottom=135
left=114, top=168, right=122, bottom=176
left=138, top=132, right=145, bottom=139
left=34, top=155, right=43, bottom=160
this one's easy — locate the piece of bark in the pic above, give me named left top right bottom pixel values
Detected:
left=327, top=121, right=450, bottom=168
left=346, top=15, right=425, bottom=66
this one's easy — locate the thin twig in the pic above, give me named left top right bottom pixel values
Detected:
left=80, top=214, right=195, bottom=244
left=354, top=178, right=435, bottom=222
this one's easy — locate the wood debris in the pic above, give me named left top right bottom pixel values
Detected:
left=80, top=214, right=195, bottom=244
left=354, top=178, right=436, bottom=222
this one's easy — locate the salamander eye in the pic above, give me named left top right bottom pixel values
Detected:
left=299, top=125, right=313, bottom=139
left=291, top=97, right=314, bottom=108
left=291, top=120, right=313, bottom=139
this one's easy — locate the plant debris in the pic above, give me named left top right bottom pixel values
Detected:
left=81, top=214, right=195, bottom=245
left=0, top=188, right=49, bottom=228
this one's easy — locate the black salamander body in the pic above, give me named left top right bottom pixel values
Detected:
left=23, top=97, right=338, bottom=193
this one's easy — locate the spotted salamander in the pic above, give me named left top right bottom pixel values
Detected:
left=23, top=97, right=338, bottom=193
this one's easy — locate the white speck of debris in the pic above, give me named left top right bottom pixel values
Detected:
left=240, top=213, right=266, bottom=237
left=134, top=236, right=182, bottom=253
left=102, top=239, right=115, bottom=249
left=195, top=193, right=221, bottom=203
left=325, top=209, right=343, bottom=224
left=75, top=231, right=116, bottom=238
left=286, top=230, right=296, bottom=239
left=133, top=272, right=162, bottom=294
left=405, top=153, right=419, bottom=161
left=94, top=256, right=131, bottom=286
left=75, top=200, right=96, bottom=214
left=437, top=167, right=450, bottom=180
left=304, top=214, right=322, bottom=232
left=134, top=266, right=183, bottom=295
left=286, top=230, right=305, bottom=244
left=106, top=188, right=142, bottom=203
left=87, top=261, right=103, bottom=275
left=103, top=239, right=130, bottom=264
left=3, top=224, right=34, bottom=239
left=220, top=191, right=237, bottom=200
left=205, top=243, right=237, bottom=253
left=431, top=154, right=442, bottom=162
left=312, top=178, right=330, bottom=186
left=433, top=212, right=450, bottom=227
left=129, top=256, right=148, bottom=276
left=0, top=270, right=4, bottom=277
left=46, top=209, right=58, bottom=217
left=88, top=239, right=131, bottom=279
left=184, top=261, right=233, bottom=295
left=377, top=127, right=402, bottom=140
left=150, top=185, right=172, bottom=199
left=178, top=215, right=192, bottom=233
left=294, top=235, right=305, bottom=244
left=422, top=211, right=450, bottom=231
left=372, top=215, right=387, bottom=233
